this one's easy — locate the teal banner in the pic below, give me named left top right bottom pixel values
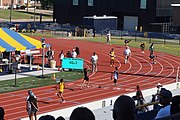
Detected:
left=62, top=58, right=84, bottom=69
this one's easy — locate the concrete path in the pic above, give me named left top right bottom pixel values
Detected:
left=0, top=64, right=58, bottom=81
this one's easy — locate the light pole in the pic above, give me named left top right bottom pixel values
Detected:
left=9, top=0, right=14, bottom=22
left=41, top=38, right=46, bottom=78
left=135, top=26, right=138, bottom=42
left=33, top=0, right=36, bottom=27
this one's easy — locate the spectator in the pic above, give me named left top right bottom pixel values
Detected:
left=133, top=85, right=148, bottom=112
left=91, top=52, right=98, bottom=73
left=26, top=90, right=39, bottom=120
left=155, top=83, right=163, bottom=100
left=39, top=115, right=55, bottom=120
left=124, top=46, right=131, bottom=64
left=135, top=85, right=144, bottom=100
left=15, top=53, right=21, bottom=63
left=152, top=83, right=163, bottom=110
left=170, top=95, right=180, bottom=115
left=113, top=95, right=136, bottom=120
left=56, top=116, right=65, bottom=120
left=66, top=50, right=72, bottom=58
left=71, top=49, right=77, bottom=58
left=70, top=107, right=95, bottom=120
left=0, top=107, right=5, bottom=120
left=155, top=88, right=172, bottom=119
left=46, top=47, right=54, bottom=66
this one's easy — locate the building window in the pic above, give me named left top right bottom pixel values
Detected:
left=73, top=0, right=78, bottom=6
left=88, top=0, right=93, bottom=6
left=140, top=0, right=147, bottom=9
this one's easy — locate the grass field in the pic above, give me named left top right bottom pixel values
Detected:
left=85, top=36, right=180, bottom=56
left=25, top=31, right=180, bottom=56
left=0, top=9, right=51, bottom=19
left=0, top=71, right=83, bottom=94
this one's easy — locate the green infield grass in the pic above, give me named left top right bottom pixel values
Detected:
left=0, top=71, right=83, bottom=94
left=0, top=9, right=51, bottom=19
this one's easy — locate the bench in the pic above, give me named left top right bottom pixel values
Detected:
left=20, top=50, right=42, bottom=64
left=31, top=50, right=42, bottom=59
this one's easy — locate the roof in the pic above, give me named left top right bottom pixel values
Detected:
left=83, top=15, right=117, bottom=19
left=0, top=28, right=42, bottom=52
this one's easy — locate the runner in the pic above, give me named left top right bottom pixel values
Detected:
left=149, top=54, right=157, bottom=64
left=140, top=43, right=145, bottom=53
left=124, top=39, right=131, bottom=46
left=91, top=52, right=98, bottom=72
left=80, top=68, right=90, bottom=90
left=111, top=67, right=119, bottom=89
left=124, top=46, right=131, bottom=64
left=109, top=48, right=115, bottom=66
left=149, top=43, right=154, bottom=55
left=56, top=79, right=65, bottom=103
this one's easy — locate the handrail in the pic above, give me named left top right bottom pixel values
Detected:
left=136, top=101, right=159, bottom=109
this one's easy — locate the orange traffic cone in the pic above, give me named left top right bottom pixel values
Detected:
left=52, top=74, right=56, bottom=80
left=37, top=65, right=40, bottom=71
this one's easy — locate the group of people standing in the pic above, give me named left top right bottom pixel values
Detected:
left=58, top=46, right=80, bottom=68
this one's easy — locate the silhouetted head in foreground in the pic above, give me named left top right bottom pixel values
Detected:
left=56, top=116, right=65, bottom=120
left=0, top=107, right=5, bottom=120
left=39, top=115, right=55, bottom=120
left=70, top=107, right=95, bottom=120
left=113, top=95, right=136, bottom=120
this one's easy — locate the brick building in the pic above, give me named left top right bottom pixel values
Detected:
left=0, top=0, right=24, bottom=6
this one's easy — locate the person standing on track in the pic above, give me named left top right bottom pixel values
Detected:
left=58, top=50, right=64, bottom=67
left=26, top=90, right=39, bottom=120
left=123, top=46, right=131, bottom=64
left=71, top=49, right=77, bottom=58
left=109, top=48, right=115, bottom=66
left=56, top=79, right=65, bottom=103
left=75, top=46, right=80, bottom=56
left=80, top=68, right=90, bottom=90
left=107, top=31, right=111, bottom=45
left=111, top=67, right=119, bottom=89
left=91, top=52, right=98, bottom=73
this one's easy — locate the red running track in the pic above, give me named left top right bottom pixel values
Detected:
left=0, top=37, right=180, bottom=120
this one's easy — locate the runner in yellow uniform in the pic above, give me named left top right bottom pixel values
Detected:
left=56, top=79, right=65, bottom=103
left=110, top=48, right=115, bottom=66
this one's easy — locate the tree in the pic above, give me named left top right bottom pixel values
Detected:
left=40, top=0, right=53, bottom=10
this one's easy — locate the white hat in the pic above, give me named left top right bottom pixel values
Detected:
left=156, top=83, right=162, bottom=87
